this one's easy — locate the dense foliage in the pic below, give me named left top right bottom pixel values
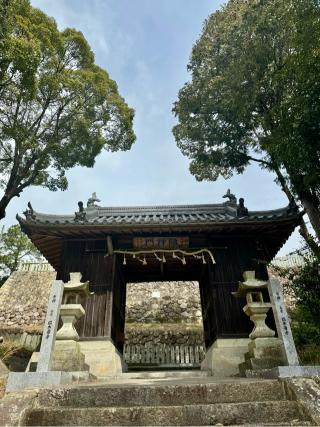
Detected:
left=282, top=256, right=320, bottom=364
left=0, top=224, right=42, bottom=284
left=0, top=0, right=135, bottom=220
left=173, top=0, right=320, bottom=244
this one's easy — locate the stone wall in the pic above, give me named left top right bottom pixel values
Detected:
left=126, top=281, right=202, bottom=324
left=125, top=281, right=204, bottom=346
left=125, top=324, right=203, bottom=346
left=0, top=271, right=56, bottom=334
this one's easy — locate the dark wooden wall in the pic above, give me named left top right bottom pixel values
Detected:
left=57, top=231, right=274, bottom=351
left=198, top=236, right=271, bottom=347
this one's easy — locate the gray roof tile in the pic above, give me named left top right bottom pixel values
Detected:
left=17, top=202, right=301, bottom=228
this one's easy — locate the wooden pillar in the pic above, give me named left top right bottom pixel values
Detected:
left=109, top=255, right=127, bottom=353
left=199, top=262, right=218, bottom=348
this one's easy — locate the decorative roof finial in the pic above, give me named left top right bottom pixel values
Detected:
left=23, top=202, right=36, bottom=220
left=223, top=189, right=237, bottom=206
left=287, top=197, right=299, bottom=213
left=74, top=201, right=86, bottom=222
left=87, top=192, right=101, bottom=208
left=237, top=198, right=249, bottom=217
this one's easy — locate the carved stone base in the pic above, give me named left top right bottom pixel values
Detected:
left=243, top=303, right=275, bottom=339
left=52, top=340, right=89, bottom=372
left=239, top=338, right=285, bottom=376
left=201, top=338, right=250, bottom=377
left=78, top=339, right=127, bottom=378
left=56, top=304, right=85, bottom=341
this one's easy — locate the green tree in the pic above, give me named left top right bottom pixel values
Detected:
left=280, top=255, right=320, bottom=364
left=173, top=0, right=320, bottom=249
left=0, top=224, right=42, bottom=284
left=0, top=0, right=135, bottom=220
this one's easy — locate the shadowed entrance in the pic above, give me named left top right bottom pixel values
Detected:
left=124, top=280, right=205, bottom=370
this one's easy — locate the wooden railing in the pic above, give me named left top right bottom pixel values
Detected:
left=18, top=262, right=55, bottom=272
left=123, top=343, right=205, bottom=369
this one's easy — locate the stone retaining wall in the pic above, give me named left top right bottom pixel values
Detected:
left=125, top=281, right=204, bottom=346
left=125, top=323, right=204, bottom=346
left=0, top=271, right=56, bottom=333
left=126, top=281, right=202, bottom=324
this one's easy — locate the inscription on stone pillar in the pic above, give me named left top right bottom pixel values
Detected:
left=37, top=280, right=64, bottom=372
left=268, top=277, right=299, bottom=366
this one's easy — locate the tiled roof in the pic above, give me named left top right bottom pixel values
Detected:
left=17, top=202, right=300, bottom=227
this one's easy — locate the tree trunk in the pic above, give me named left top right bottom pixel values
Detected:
left=299, top=191, right=320, bottom=241
left=0, top=192, right=14, bottom=220
left=299, top=221, right=320, bottom=258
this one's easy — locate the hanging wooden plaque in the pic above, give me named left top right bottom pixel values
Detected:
left=133, top=236, right=189, bottom=249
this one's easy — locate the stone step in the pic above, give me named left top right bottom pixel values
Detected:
left=121, top=369, right=210, bottom=379
left=37, top=379, right=286, bottom=408
left=25, top=400, right=310, bottom=426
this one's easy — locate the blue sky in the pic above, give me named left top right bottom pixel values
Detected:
left=3, top=0, right=302, bottom=255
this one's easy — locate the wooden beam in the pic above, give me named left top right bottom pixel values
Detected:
left=107, top=236, right=114, bottom=255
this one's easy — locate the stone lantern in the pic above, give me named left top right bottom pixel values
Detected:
left=233, top=271, right=285, bottom=376
left=56, top=272, right=92, bottom=341
left=53, top=273, right=93, bottom=372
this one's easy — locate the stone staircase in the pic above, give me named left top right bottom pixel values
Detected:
left=23, top=374, right=314, bottom=426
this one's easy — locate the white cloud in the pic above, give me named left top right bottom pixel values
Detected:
left=1, top=0, right=302, bottom=256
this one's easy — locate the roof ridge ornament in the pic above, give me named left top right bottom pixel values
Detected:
left=237, top=198, right=249, bottom=218
left=223, top=189, right=237, bottom=207
left=87, top=192, right=101, bottom=208
left=287, top=197, right=299, bottom=214
left=74, top=201, right=87, bottom=222
left=23, top=202, right=36, bottom=221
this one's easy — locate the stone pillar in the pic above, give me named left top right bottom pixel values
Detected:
left=36, top=280, right=64, bottom=372
left=267, top=277, right=299, bottom=366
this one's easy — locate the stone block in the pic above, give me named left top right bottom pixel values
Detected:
left=283, top=377, right=320, bottom=426
left=6, top=371, right=74, bottom=392
left=247, top=337, right=284, bottom=360
left=201, top=338, right=250, bottom=377
left=78, top=339, right=126, bottom=378
left=0, top=390, right=38, bottom=426
left=52, top=340, right=88, bottom=372
left=241, top=338, right=285, bottom=375
left=240, top=357, right=287, bottom=376
left=261, top=365, right=320, bottom=378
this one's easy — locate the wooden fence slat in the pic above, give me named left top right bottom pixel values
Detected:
left=195, top=345, right=199, bottom=364
left=123, top=343, right=205, bottom=368
left=180, top=346, right=185, bottom=364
